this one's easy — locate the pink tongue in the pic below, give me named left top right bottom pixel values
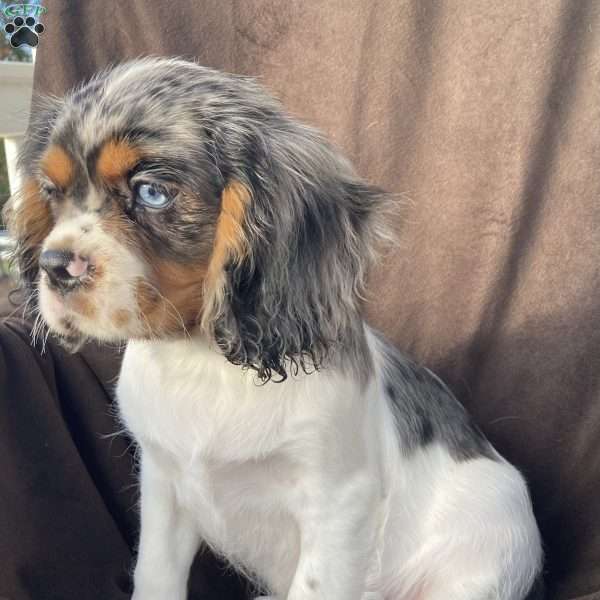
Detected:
left=66, top=254, right=89, bottom=278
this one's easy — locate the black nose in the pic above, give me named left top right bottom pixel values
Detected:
left=39, top=250, right=80, bottom=291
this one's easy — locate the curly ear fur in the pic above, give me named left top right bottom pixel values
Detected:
left=201, top=88, right=388, bottom=382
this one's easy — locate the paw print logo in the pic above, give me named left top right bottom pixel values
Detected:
left=4, top=16, right=45, bottom=48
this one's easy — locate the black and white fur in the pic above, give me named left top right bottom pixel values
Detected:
left=6, top=58, right=542, bottom=599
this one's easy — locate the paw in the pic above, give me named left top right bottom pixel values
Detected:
left=4, top=15, right=44, bottom=48
left=132, top=583, right=187, bottom=600
left=132, top=592, right=186, bottom=600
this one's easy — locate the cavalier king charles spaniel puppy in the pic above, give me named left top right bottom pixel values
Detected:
left=5, top=58, right=542, bottom=600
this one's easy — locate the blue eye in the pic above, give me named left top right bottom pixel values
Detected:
left=135, top=183, right=171, bottom=209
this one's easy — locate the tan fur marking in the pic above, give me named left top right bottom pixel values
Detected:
left=210, top=181, right=250, bottom=272
left=135, top=278, right=160, bottom=317
left=40, top=145, right=74, bottom=188
left=205, top=182, right=248, bottom=297
left=96, top=140, right=140, bottom=182
left=45, top=234, right=75, bottom=252
left=201, top=181, right=251, bottom=330
left=70, top=294, right=97, bottom=319
left=135, top=261, right=206, bottom=338
left=88, top=261, right=104, bottom=287
left=111, top=308, right=131, bottom=328
left=4, top=179, right=53, bottom=273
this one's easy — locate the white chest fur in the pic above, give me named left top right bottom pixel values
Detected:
left=118, top=337, right=541, bottom=600
left=117, top=338, right=386, bottom=597
left=117, top=338, right=372, bottom=463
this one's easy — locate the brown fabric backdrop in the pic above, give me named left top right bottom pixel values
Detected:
left=7, top=1, right=600, bottom=598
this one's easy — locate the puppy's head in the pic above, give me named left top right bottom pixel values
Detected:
left=5, top=58, right=387, bottom=381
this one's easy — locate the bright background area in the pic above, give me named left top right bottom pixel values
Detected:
left=0, top=60, right=34, bottom=203
left=0, top=0, right=38, bottom=220
left=0, top=0, right=39, bottom=307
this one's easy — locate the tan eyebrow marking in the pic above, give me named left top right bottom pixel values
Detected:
left=96, top=139, right=141, bottom=182
left=40, top=145, right=74, bottom=189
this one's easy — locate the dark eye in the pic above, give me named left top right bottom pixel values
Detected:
left=135, top=183, right=172, bottom=209
left=40, top=183, right=58, bottom=199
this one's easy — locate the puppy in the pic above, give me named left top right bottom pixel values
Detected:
left=6, top=58, right=542, bottom=600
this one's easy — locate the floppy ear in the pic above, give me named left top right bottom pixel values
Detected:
left=202, top=116, right=387, bottom=382
left=3, top=96, right=62, bottom=305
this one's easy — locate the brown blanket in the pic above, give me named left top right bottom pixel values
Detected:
left=2, top=1, right=599, bottom=598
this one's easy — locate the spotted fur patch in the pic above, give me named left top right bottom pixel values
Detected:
left=111, top=308, right=131, bottom=328
left=70, top=294, right=97, bottom=319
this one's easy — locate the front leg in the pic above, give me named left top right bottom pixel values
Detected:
left=132, top=447, right=200, bottom=600
left=287, top=470, right=380, bottom=600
